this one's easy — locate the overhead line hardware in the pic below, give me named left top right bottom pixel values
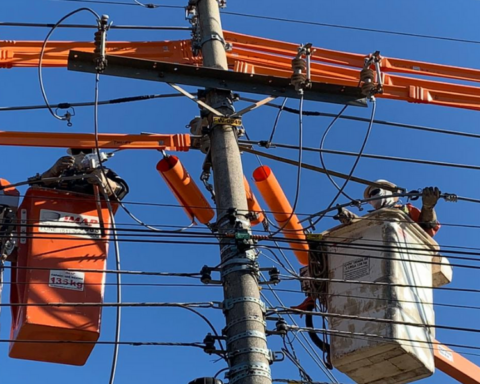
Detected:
left=67, top=52, right=367, bottom=106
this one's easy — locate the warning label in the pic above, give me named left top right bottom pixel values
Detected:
left=343, top=257, right=370, bottom=280
left=49, top=270, right=85, bottom=291
left=212, top=117, right=242, bottom=126
left=438, top=345, right=454, bottom=362
left=39, top=209, right=101, bottom=239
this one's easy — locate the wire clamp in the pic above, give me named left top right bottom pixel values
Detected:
left=223, top=297, right=266, bottom=313
left=443, top=193, right=458, bottom=202
left=226, top=331, right=267, bottom=345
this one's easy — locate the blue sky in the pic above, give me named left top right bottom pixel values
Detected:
left=1, top=1, right=480, bottom=383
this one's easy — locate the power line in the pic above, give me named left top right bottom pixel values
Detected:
left=241, top=140, right=480, bottom=171
left=275, top=306, right=480, bottom=336
left=221, top=11, right=480, bottom=45
left=0, top=93, right=182, bottom=112
left=49, top=0, right=183, bottom=8
left=0, top=21, right=190, bottom=30
left=240, top=97, right=480, bottom=141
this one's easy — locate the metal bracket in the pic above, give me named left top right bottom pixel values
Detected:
left=228, top=362, right=271, bottom=384
left=230, top=96, right=277, bottom=118
left=223, top=315, right=266, bottom=333
left=228, top=347, right=273, bottom=362
left=200, top=33, right=232, bottom=51
left=227, top=331, right=267, bottom=345
left=223, top=297, right=266, bottom=313
left=168, top=83, right=224, bottom=116
left=221, top=263, right=258, bottom=279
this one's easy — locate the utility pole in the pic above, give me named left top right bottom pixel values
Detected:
left=196, top=1, right=272, bottom=383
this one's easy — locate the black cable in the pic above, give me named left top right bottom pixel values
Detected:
left=267, top=97, right=288, bottom=147
left=318, top=105, right=354, bottom=200
left=268, top=287, right=480, bottom=313
left=310, top=99, right=376, bottom=229
left=269, top=95, right=303, bottom=236
left=244, top=140, right=480, bottom=172
left=283, top=274, right=480, bottom=295
left=38, top=8, right=100, bottom=124
left=240, top=97, right=480, bottom=141
left=0, top=93, right=183, bottom=112
left=1, top=338, right=206, bottom=347
left=48, top=0, right=183, bottom=8
left=277, top=307, right=480, bottom=336
left=293, top=326, right=480, bottom=356
left=0, top=21, right=190, bottom=30
left=221, top=11, right=480, bottom=45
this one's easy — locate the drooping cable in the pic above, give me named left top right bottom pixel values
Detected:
left=309, top=98, right=376, bottom=229
left=267, top=97, right=288, bottom=147
left=38, top=8, right=100, bottom=124
left=268, top=95, right=304, bottom=237
left=318, top=105, right=355, bottom=200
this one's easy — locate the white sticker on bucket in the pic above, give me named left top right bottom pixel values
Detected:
left=49, top=270, right=85, bottom=291
left=438, top=345, right=454, bottom=362
left=39, top=209, right=101, bottom=239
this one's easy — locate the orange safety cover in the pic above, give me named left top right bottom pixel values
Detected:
left=9, top=187, right=116, bottom=366
left=0, top=178, right=20, bottom=209
left=243, top=176, right=265, bottom=227
left=252, top=166, right=309, bottom=265
left=156, top=156, right=215, bottom=225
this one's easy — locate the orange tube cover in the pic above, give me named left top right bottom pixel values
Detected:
left=243, top=176, right=265, bottom=227
left=157, top=156, right=215, bottom=225
left=253, top=166, right=309, bottom=265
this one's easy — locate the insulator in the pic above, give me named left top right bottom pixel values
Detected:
left=292, top=57, right=307, bottom=72
left=275, top=318, right=288, bottom=335
left=361, top=82, right=377, bottom=96
left=93, top=31, right=102, bottom=55
left=360, top=68, right=374, bottom=83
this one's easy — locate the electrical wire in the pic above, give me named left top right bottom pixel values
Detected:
left=260, top=274, right=339, bottom=383
left=38, top=8, right=100, bottom=124
left=291, top=325, right=480, bottom=356
left=318, top=105, right=354, bottom=200
left=221, top=11, right=480, bottom=45
left=310, top=98, right=376, bottom=229
left=93, top=63, right=121, bottom=384
left=48, top=0, right=183, bottom=9
left=275, top=307, right=480, bottom=336
left=242, top=140, right=480, bottom=172
left=0, top=21, right=190, bottom=30
left=2, top=338, right=206, bottom=347
left=269, top=95, right=304, bottom=236
left=239, top=97, right=480, bottom=141
left=267, top=97, right=288, bottom=147
left=0, top=93, right=183, bottom=112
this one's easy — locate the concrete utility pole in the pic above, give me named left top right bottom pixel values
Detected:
left=196, top=1, right=272, bottom=384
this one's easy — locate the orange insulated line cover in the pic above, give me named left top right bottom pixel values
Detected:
left=253, top=166, right=308, bottom=265
left=157, top=156, right=214, bottom=225
left=243, top=176, right=265, bottom=227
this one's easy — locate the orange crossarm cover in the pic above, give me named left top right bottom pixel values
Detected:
left=5, top=31, right=480, bottom=110
left=156, top=155, right=214, bottom=225
left=0, top=131, right=190, bottom=151
left=253, top=166, right=308, bottom=265
left=434, top=340, right=480, bottom=384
